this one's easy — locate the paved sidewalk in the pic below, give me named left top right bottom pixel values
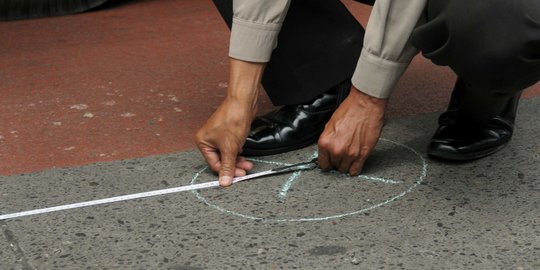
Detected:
left=1, top=98, right=538, bottom=269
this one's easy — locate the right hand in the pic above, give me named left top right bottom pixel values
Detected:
left=195, top=98, right=255, bottom=187
left=195, top=58, right=266, bottom=187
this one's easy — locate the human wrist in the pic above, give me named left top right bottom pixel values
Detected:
left=225, top=58, right=265, bottom=113
left=349, top=86, right=389, bottom=112
left=221, top=95, right=258, bottom=121
left=225, top=84, right=259, bottom=109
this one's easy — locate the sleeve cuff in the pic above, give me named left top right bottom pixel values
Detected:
left=351, top=48, right=411, bottom=99
left=229, top=17, right=282, bottom=63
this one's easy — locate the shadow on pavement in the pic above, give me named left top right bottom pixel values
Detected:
left=90, top=0, right=151, bottom=11
left=0, top=0, right=150, bottom=21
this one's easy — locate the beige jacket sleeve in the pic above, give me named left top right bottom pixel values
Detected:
left=229, top=0, right=427, bottom=98
left=229, top=0, right=291, bottom=62
left=352, top=0, right=427, bottom=98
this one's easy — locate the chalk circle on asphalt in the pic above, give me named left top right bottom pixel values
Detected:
left=191, top=138, right=428, bottom=222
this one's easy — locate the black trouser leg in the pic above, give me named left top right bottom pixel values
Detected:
left=412, top=0, right=540, bottom=123
left=0, top=0, right=109, bottom=20
left=212, top=0, right=365, bottom=106
left=211, top=0, right=232, bottom=28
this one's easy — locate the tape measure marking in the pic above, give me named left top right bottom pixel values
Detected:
left=0, top=159, right=312, bottom=221
left=0, top=172, right=218, bottom=221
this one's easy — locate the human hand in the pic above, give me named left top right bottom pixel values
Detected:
left=195, top=98, right=255, bottom=186
left=318, top=87, right=388, bottom=175
left=195, top=59, right=265, bottom=187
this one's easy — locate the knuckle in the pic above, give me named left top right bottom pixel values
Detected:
left=318, top=137, right=330, bottom=148
left=194, top=131, right=203, bottom=142
left=194, top=130, right=210, bottom=144
left=360, top=146, right=371, bottom=157
left=330, top=148, right=342, bottom=157
left=347, top=148, right=359, bottom=158
left=333, top=144, right=349, bottom=156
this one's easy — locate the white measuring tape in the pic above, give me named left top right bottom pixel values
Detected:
left=0, top=160, right=317, bottom=221
left=0, top=179, right=219, bottom=221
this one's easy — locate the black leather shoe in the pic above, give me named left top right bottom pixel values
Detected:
left=242, top=80, right=351, bottom=156
left=428, top=79, right=521, bottom=161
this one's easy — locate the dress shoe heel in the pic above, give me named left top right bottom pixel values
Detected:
left=427, top=78, right=522, bottom=161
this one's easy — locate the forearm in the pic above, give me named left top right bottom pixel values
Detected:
left=226, top=58, right=266, bottom=115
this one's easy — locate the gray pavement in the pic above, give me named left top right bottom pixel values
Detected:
left=1, top=98, right=539, bottom=269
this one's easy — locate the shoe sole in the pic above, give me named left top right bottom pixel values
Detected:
left=427, top=142, right=509, bottom=161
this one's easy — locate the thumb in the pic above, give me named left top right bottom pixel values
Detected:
left=219, top=149, right=237, bottom=187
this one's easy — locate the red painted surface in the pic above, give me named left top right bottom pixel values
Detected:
left=0, top=0, right=538, bottom=175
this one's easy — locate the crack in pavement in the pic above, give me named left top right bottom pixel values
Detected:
left=1, top=221, right=35, bottom=270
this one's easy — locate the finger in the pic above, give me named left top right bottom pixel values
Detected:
left=349, top=157, right=366, bottom=176
left=317, top=148, right=332, bottom=170
left=338, top=156, right=354, bottom=174
left=236, top=156, right=254, bottom=171
left=329, top=153, right=342, bottom=172
left=198, top=145, right=222, bottom=173
left=234, top=168, right=247, bottom=177
left=353, top=141, right=377, bottom=175
left=219, top=149, right=237, bottom=187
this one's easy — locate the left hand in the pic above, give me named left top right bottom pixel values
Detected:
left=318, top=87, right=388, bottom=175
